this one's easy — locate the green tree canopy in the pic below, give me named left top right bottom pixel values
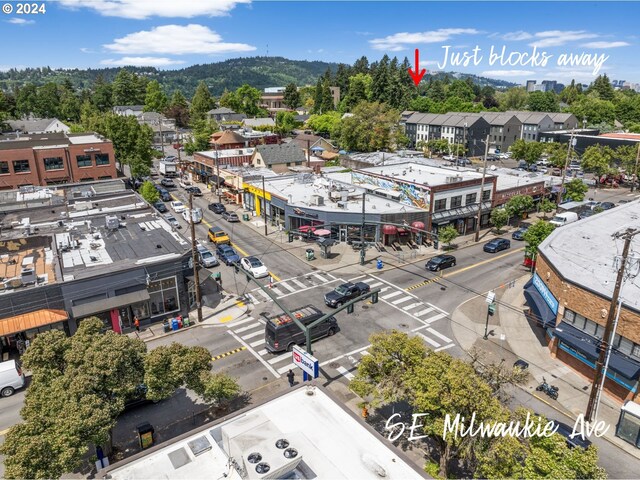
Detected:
left=498, top=87, right=528, bottom=111
left=274, top=111, right=300, bottom=136
left=523, top=220, right=555, bottom=256
left=184, top=119, right=217, bottom=156
left=538, top=198, right=556, bottom=218
left=505, top=195, right=535, bottom=225
left=438, top=224, right=458, bottom=247
left=166, top=90, right=190, bottom=128
left=336, top=101, right=403, bottom=152
left=564, top=178, right=589, bottom=201
left=306, top=111, right=342, bottom=137
left=190, top=81, right=215, bottom=123
left=144, top=80, right=168, bottom=113
left=490, top=207, right=509, bottom=232
left=139, top=180, right=160, bottom=203
left=581, top=144, right=613, bottom=176
left=569, top=95, right=616, bottom=125
left=282, top=83, right=300, bottom=109
left=527, top=91, right=559, bottom=112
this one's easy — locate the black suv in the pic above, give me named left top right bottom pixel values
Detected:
left=208, top=203, right=226, bottom=214
left=483, top=238, right=511, bottom=253
left=426, top=254, right=456, bottom=271
left=185, top=186, right=203, bottom=196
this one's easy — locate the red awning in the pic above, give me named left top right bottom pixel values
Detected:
left=382, top=225, right=397, bottom=235
left=397, top=228, right=409, bottom=236
left=298, top=225, right=316, bottom=233
left=411, top=221, right=425, bottom=231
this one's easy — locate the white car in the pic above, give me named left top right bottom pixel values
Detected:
left=164, top=214, right=181, bottom=229
left=170, top=200, right=185, bottom=213
left=240, top=256, right=269, bottom=278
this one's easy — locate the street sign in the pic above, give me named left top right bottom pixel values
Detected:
left=292, top=345, right=319, bottom=379
left=486, top=291, right=496, bottom=304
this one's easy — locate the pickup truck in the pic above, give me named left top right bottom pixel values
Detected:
left=324, top=282, right=370, bottom=307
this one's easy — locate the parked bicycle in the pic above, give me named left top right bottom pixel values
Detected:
left=536, top=376, right=559, bottom=400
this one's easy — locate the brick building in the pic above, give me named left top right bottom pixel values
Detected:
left=528, top=202, right=640, bottom=402
left=0, top=132, right=117, bottom=189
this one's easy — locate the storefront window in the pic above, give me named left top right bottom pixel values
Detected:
left=149, top=276, right=180, bottom=316
left=131, top=301, right=150, bottom=320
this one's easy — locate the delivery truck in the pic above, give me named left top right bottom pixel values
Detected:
left=158, top=161, right=177, bottom=178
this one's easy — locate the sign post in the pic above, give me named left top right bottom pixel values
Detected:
left=292, top=345, right=319, bottom=381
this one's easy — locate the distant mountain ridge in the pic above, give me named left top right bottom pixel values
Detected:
left=0, top=56, right=518, bottom=96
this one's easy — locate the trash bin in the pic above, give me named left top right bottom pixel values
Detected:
left=377, top=259, right=383, bottom=270
left=183, top=316, right=190, bottom=327
left=171, top=318, right=179, bottom=331
left=243, top=214, right=250, bottom=221
left=213, top=272, right=221, bottom=281
left=162, top=320, right=171, bottom=333
left=137, top=423, right=154, bottom=449
left=305, top=249, right=315, bottom=261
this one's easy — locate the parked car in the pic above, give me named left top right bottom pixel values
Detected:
left=170, top=200, right=185, bottom=213
left=240, top=256, right=269, bottom=278
left=160, top=178, right=175, bottom=187
left=443, top=154, right=456, bottom=161
left=483, top=238, right=511, bottom=253
left=216, top=244, right=240, bottom=266
left=179, top=178, right=192, bottom=188
left=153, top=201, right=168, bottom=213
left=549, top=420, right=592, bottom=449
left=156, top=187, right=171, bottom=201
left=197, top=245, right=219, bottom=268
left=208, top=226, right=230, bottom=245
left=512, top=227, right=529, bottom=241
left=222, top=211, right=240, bottom=222
left=486, top=155, right=499, bottom=162
left=0, top=360, right=25, bottom=397
left=600, top=202, right=616, bottom=210
left=324, top=282, right=370, bottom=307
left=185, top=186, right=203, bottom=196
left=549, top=211, right=579, bottom=227
left=182, top=207, right=203, bottom=224
left=164, top=214, right=181, bottom=229
left=579, top=209, right=596, bottom=220
left=208, top=202, right=226, bottom=214
left=425, top=254, right=456, bottom=271
left=163, top=155, right=177, bottom=162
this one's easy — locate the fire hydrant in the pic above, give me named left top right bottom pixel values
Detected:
left=362, top=405, right=369, bottom=419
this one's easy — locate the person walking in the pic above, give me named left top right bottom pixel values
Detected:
left=134, top=316, right=140, bottom=332
left=287, top=369, right=295, bottom=387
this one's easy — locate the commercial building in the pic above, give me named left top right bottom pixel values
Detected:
left=103, top=386, right=425, bottom=480
left=527, top=201, right=640, bottom=402
left=0, top=132, right=117, bottom=189
left=538, top=130, right=640, bottom=156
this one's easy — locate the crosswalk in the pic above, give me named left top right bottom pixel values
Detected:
left=242, top=272, right=341, bottom=306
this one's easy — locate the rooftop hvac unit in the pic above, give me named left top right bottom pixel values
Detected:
left=309, top=194, right=324, bottom=206
left=21, top=268, right=37, bottom=285
left=337, top=201, right=348, bottom=209
left=105, top=215, right=119, bottom=231
left=445, top=176, right=463, bottom=184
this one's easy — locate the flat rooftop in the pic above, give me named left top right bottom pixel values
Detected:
left=105, top=387, right=424, bottom=480
left=195, top=148, right=255, bottom=161
left=356, top=162, right=486, bottom=187
left=539, top=200, right=640, bottom=310
left=488, top=166, right=560, bottom=190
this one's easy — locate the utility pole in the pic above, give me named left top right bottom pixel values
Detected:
left=176, top=126, right=181, bottom=165
left=159, top=116, right=165, bottom=157
left=556, top=129, right=575, bottom=207
left=262, top=176, right=268, bottom=236
left=474, top=135, right=490, bottom=242
left=631, top=143, right=640, bottom=193
left=189, top=192, right=203, bottom=323
left=585, top=228, right=639, bottom=421
left=360, top=192, right=366, bottom=265
left=215, top=142, right=222, bottom=203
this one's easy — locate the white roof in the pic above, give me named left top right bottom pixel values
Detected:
left=539, top=200, right=640, bottom=310
left=105, top=387, right=423, bottom=480
left=357, top=162, right=485, bottom=187
left=68, top=134, right=104, bottom=144
left=197, top=148, right=255, bottom=160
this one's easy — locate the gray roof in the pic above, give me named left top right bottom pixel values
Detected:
left=255, top=143, right=306, bottom=165
left=113, top=105, right=144, bottom=112
left=138, top=112, right=162, bottom=121
left=6, top=118, right=67, bottom=133
left=208, top=107, right=235, bottom=115
left=505, top=111, right=553, bottom=125
left=539, top=200, right=640, bottom=310
left=480, top=112, right=521, bottom=126
left=243, top=117, right=275, bottom=128
left=219, top=113, right=247, bottom=123
left=548, top=112, right=576, bottom=122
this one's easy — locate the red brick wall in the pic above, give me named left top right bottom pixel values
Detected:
left=0, top=148, right=40, bottom=187
left=67, top=143, right=116, bottom=181
left=493, top=181, right=546, bottom=207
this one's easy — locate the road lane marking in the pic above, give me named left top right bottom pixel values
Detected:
left=226, top=316, right=256, bottom=328
left=427, top=327, right=452, bottom=343
left=270, top=287, right=285, bottom=296
left=402, top=302, right=421, bottom=311
left=391, top=296, right=413, bottom=305
left=269, top=271, right=281, bottom=282
left=418, top=332, right=440, bottom=348
left=348, top=275, right=367, bottom=282
left=234, top=322, right=262, bottom=334
left=426, top=313, right=447, bottom=323
left=246, top=293, right=258, bottom=304
left=336, top=366, right=355, bottom=380
left=414, top=307, right=435, bottom=317
left=435, top=344, right=454, bottom=352
left=250, top=338, right=266, bottom=347
left=257, top=349, right=268, bottom=355
left=268, top=353, right=293, bottom=365
left=442, top=247, right=526, bottom=278
left=312, top=273, right=328, bottom=283
left=231, top=242, right=250, bottom=257
left=368, top=281, right=384, bottom=288
left=227, top=331, right=279, bottom=378
left=381, top=291, right=403, bottom=300
left=289, top=278, right=307, bottom=289
left=320, top=345, right=370, bottom=366
left=219, top=315, right=233, bottom=323
left=279, top=281, right=297, bottom=293
left=406, top=277, right=440, bottom=291
left=278, top=363, right=297, bottom=374
left=212, top=346, right=246, bottom=361
left=256, top=289, right=272, bottom=300
left=241, top=330, right=263, bottom=340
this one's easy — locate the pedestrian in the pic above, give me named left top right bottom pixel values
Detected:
left=134, top=316, right=140, bottom=332
left=287, top=369, right=295, bottom=387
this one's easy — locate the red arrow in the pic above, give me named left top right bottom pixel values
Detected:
left=407, top=48, right=427, bottom=86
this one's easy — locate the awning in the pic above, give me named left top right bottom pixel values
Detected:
left=0, top=309, right=68, bottom=336
left=71, top=290, right=150, bottom=318
left=411, top=221, right=426, bottom=231
left=382, top=225, right=398, bottom=235
left=431, top=201, right=492, bottom=222
left=523, top=279, right=558, bottom=328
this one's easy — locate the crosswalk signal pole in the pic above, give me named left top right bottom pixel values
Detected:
left=189, top=192, right=203, bottom=323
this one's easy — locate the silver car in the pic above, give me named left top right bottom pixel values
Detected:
left=197, top=245, right=219, bottom=268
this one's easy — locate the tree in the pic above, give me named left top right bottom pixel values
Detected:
left=320, top=78, right=335, bottom=113
left=275, top=111, right=299, bottom=136
left=588, top=74, right=615, bottom=101
left=425, top=138, right=450, bottom=156
left=564, top=178, right=589, bottom=201
left=312, top=77, right=323, bottom=114
left=91, top=75, right=113, bottom=112
left=559, top=80, right=582, bottom=105
left=438, top=225, right=458, bottom=248
left=370, top=55, right=390, bottom=103
left=144, top=80, right=168, bottom=113
left=545, top=142, right=569, bottom=168
left=165, top=90, right=190, bottom=128
left=112, top=69, right=140, bottom=106
left=523, top=220, right=555, bottom=257
left=505, top=195, right=534, bottom=225
left=569, top=95, right=616, bottom=125
left=184, top=119, right=217, bottom=156
left=498, top=87, right=528, bottom=111
left=581, top=144, right=613, bottom=176
left=190, top=81, right=214, bottom=123
left=447, top=79, right=475, bottom=102
left=336, top=101, right=404, bottom=152
left=59, top=87, right=81, bottom=122
left=538, top=198, right=556, bottom=218
left=527, top=91, right=559, bottom=112
left=306, top=111, right=342, bottom=137
left=139, top=180, right=160, bottom=203
left=509, top=139, right=528, bottom=161
left=342, top=73, right=372, bottom=111
left=282, top=83, right=300, bottom=109
left=15, top=83, right=38, bottom=117
left=334, top=63, right=351, bottom=100
left=234, top=84, right=263, bottom=117
left=490, top=208, right=509, bottom=233
left=97, top=114, right=153, bottom=177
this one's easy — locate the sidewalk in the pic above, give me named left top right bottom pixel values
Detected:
left=450, top=274, right=640, bottom=459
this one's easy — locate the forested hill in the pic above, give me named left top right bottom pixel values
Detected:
left=0, top=56, right=516, bottom=96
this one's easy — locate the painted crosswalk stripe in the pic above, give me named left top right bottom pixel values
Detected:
left=256, top=289, right=272, bottom=300
left=402, top=302, right=421, bottom=311
left=312, top=273, right=327, bottom=283
left=414, top=307, right=435, bottom=317
left=368, top=281, right=384, bottom=288
left=257, top=349, right=268, bottom=356
left=290, top=278, right=307, bottom=289
left=241, top=330, right=263, bottom=340
left=435, top=344, right=454, bottom=352
left=382, top=291, right=403, bottom=300
left=392, top=296, right=413, bottom=305
left=227, top=317, right=255, bottom=328
left=246, top=293, right=258, bottom=304
left=278, top=363, right=297, bottom=374
left=337, top=366, right=355, bottom=380
left=427, top=328, right=452, bottom=343
left=279, top=281, right=297, bottom=293
left=348, top=275, right=367, bottom=282
left=270, top=287, right=285, bottom=297
left=268, top=353, right=293, bottom=365
left=418, top=332, right=441, bottom=348
left=234, top=322, right=262, bottom=334
left=426, top=313, right=447, bottom=323
left=250, top=338, right=266, bottom=347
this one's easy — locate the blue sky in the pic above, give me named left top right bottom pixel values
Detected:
left=1, top=1, right=639, bottom=85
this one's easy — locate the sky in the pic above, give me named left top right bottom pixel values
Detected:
left=1, top=0, right=639, bottom=86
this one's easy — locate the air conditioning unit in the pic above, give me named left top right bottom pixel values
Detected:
left=309, top=194, right=324, bottom=206
left=105, top=215, right=120, bottom=230
left=337, top=201, right=348, bottom=209
left=20, top=268, right=37, bottom=285
left=445, top=176, right=462, bottom=184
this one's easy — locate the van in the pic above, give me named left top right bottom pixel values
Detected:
left=549, top=211, right=579, bottom=227
left=208, top=226, right=230, bottom=245
left=1, top=360, right=26, bottom=397
left=182, top=207, right=203, bottom=224
left=264, top=305, right=338, bottom=353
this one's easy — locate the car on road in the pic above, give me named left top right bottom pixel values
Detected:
left=579, top=209, right=596, bottom=220
left=208, top=226, right=230, bottom=245
left=240, top=256, right=269, bottom=278
left=222, top=211, right=240, bottom=222
left=512, top=227, right=529, bottom=241
left=550, top=420, right=592, bottom=449
left=153, top=201, right=168, bottom=213
left=197, top=245, right=219, bottom=268
left=425, top=254, right=456, bottom=271
left=264, top=305, right=338, bottom=353
left=0, top=360, right=25, bottom=397
left=483, top=238, right=511, bottom=253
left=185, top=186, right=203, bottom=196
left=170, top=200, right=185, bottom=213
left=163, top=155, right=177, bottom=162
left=216, top=244, right=240, bottom=266
left=160, top=178, right=175, bottom=187
left=182, top=207, right=203, bottom=224
left=619, top=199, right=631, bottom=204
left=600, top=201, right=616, bottom=210
left=164, top=214, right=181, bottom=229
left=179, top=178, right=192, bottom=189
left=156, top=187, right=171, bottom=201
left=486, top=155, right=499, bottom=161
left=324, top=282, right=370, bottom=307
left=208, top=202, right=226, bottom=214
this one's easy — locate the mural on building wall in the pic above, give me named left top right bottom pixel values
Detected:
left=351, top=173, right=431, bottom=210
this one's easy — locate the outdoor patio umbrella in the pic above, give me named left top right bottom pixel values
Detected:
left=314, top=229, right=332, bottom=236
left=298, top=225, right=316, bottom=233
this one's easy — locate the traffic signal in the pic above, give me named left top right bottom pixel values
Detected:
left=347, top=303, right=354, bottom=314
left=488, top=303, right=496, bottom=316
left=234, top=263, right=239, bottom=274
left=245, top=274, right=251, bottom=282
left=371, top=291, right=378, bottom=304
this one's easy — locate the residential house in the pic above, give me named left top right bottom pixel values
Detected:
left=251, top=143, right=307, bottom=174
left=112, top=105, right=144, bottom=118
left=480, top=112, right=522, bottom=154
left=290, top=133, right=337, bottom=162
left=137, top=112, right=176, bottom=145
left=5, top=118, right=70, bottom=134
left=243, top=118, right=276, bottom=129
left=207, top=107, right=247, bottom=124
left=260, top=87, right=340, bottom=112
left=547, top=113, right=579, bottom=131
left=506, top=111, right=555, bottom=142
left=210, top=130, right=248, bottom=150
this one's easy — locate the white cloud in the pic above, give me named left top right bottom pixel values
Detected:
left=482, top=69, right=535, bottom=77
left=58, top=0, right=250, bottom=19
left=104, top=24, right=256, bottom=55
left=502, top=31, right=533, bottom=41
left=80, top=47, right=96, bottom=53
left=6, top=18, right=35, bottom=25
left=529, top=30, right=598, bottom=48
left=581, top=41, right=630, bottom=48
left=370, top=28, right=481, bottom=51
left=101, top=57, right=186, bottom=67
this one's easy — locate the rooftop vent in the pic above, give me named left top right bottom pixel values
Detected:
left=105, top=215, right=119, bottom=231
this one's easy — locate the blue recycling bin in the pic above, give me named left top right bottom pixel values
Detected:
left=171, top=318, right=179, bottom=331
left=377, top=259, right=383, bottom=269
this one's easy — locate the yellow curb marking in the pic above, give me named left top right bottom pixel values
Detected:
left=219, top=315, right=233, bottom=323
left=212, top=346, right=247, bottom=361
left=406, top=277, right=440, bottom=291
left=235, top=301, right=245, bottom=308
left=231, top=242, right=250, bottom=257
left=269, top=271, right=281, bottom=282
